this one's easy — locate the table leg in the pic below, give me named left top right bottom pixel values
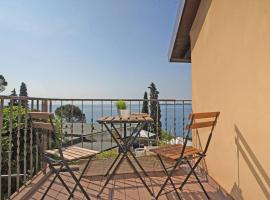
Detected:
left=125, top=155, right=155, bottom=197
left=98, top=154, right=126, bottom=197
left=128, top=149, right=148, bottom=176
left=104, top=152, right=122, bottom=177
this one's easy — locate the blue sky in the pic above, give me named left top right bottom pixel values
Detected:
left=0, top=0, right=191, bottom=99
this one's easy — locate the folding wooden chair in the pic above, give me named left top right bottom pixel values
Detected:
left=29, top=112, right=98, bottom=200
left=150, top=112, right=220, bottom=199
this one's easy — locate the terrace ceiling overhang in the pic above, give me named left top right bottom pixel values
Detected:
left=168, top=0, right=201, bottom=63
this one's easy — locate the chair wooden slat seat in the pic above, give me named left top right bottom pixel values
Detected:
left=45, top=146, right=99, bottom=161
left=150, top=144, right=202, bottom=160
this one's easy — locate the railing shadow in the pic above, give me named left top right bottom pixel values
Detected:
left=234, top=125, right=270, bottom=199
left=181, top=190, right=229, bottom=200
left=230, top=182, right=244, bottom=200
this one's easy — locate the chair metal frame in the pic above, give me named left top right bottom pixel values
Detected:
left=154, top=112, right=220, bottom=199
left=29, top=112, right=97, bottom=200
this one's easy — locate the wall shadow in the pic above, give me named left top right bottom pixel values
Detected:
left=230, top=182, right=244, bottom=200
left=234, top=125, right=270, bottom=199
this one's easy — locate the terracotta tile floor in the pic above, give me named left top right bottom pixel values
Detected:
left=11, top=156, right=232, bottom=200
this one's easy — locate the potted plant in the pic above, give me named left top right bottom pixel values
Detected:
left=116, top=100, right=129, bottom=117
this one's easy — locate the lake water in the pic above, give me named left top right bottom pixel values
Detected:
left=52, top=103, right=192, bottom=137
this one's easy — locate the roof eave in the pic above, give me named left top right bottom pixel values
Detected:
left=168, top=0, right=201, bottom=63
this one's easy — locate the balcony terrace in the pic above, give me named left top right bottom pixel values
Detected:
left=11, top=156, right=231, bottom=200
left=0, top=96, right=231, bottom=200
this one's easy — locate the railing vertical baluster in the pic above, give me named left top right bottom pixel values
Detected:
left=36, top=100, right=39, bottom=111
left=8, top=98, right=13, bottom=197
left=129, top=100, right=132, bottom=136
left=101, top=100, right=103, bottom=151
left=110, top=100, right=113, bottom=147
left=35, top=100, right=39, bottom=174
left=129, top=100, right=131, bottom=114
left=59, top=100, right=63, bottom=152
left=91, top=100, right=94, bottom=150
left=139, top=100, right=141, bottom=113
left=31, top=100, right=34, bottom=111
left=35, top=132, right=39, bottom=173
left=182, top=100, right=185, bottom=139
left=23, top=100, right=28, bottom=183
left=81, top=100, right=84, bottom=148
left=49, top=100, right=52, bottom=112
left=71, top=100, right=74, bottom=145
left=173, top=100, right=176, bottom=139
left=41, top=100, right=48, bottom=173
left=156, top=100, right=159, bottom=141
left=0, top=98, right=4, bottom=200
left=165, top=101, right=168, bottom=132
left=48, top=100, right=52, bottom=149
left=35, top=103, right=39, bottom=173
left=16, top=100, right=21, bottom=191
left=30, top=100, right=33, bottom=177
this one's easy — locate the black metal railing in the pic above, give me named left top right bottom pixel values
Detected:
left=0, top=95, right=191, bottom=199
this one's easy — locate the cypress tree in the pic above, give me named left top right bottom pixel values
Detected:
left=10, top=88, right=18, bottom=106
left=11, top=88, right=17, bottom=96
left=142, top=91, right=149, bottom=130
left=148, top=82, right=161, bottom=137
left=19, top=82, right=28, bottom=108
left=142, top=91, right=149, bottom=114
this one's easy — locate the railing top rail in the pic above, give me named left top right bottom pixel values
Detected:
left=0, top=95, right=191, bottom=102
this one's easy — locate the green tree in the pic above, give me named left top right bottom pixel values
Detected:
left=9, top=88, right=18, bottom=106
left=19, top=82, right=28, bottom=108
left=0, top=105, right=62, bottom=199
left=55, top=104, right=86, bottom=123
left=0, top=75, right=7, bottom=93
left=148, top=82, right=161, bottom=137
left=141, top=91, right=149, bottom=114
left=10, top=88, right=17, bottom=96
left=141, top=91, right=149, bottom=130
left=1, top=106, right=35, bottom=198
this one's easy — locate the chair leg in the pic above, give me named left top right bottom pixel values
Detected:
left=63, top=161, right=91, bottom=200
left=67, top=157, right=93, bottom=200
left=157, top=155, right=182, bottom=200
left=41, top=162, right=74, bottom=200
left=41, top=171, right=58, bottom=200
left=186, top=160, right=210, bottom=199
left=179, top=157, right=203, bottom=191
left=156, top=157, right=182, bottom=199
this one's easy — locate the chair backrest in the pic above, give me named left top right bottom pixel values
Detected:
left=28, top=112, right=59, bottom=147
left=29, top=112, right=68, bottom=162
left=29, top=112, right=55, bottom=132
left=181, top=112, right=220, bottom=157
left=186, top=112, right=220, bottom=131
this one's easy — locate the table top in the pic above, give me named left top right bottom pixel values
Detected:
left=97, top=113, right=154, bottom=124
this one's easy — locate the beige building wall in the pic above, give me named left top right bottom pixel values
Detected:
left=189, top=0, right=270, bottom=199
